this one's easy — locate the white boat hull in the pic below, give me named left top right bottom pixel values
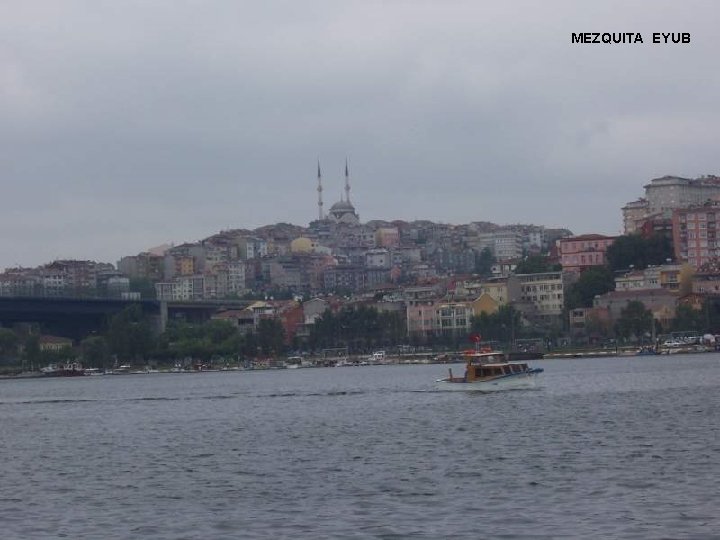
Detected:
left=435, top=371, right=541, bottom=392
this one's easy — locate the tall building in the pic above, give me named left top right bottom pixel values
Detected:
left=493, top=230, right=523, bottom=260
left=672, top=203, right=720, bottom=269
left=622, top=175, right=720, bottom=233
left=621, top=198, right=650, bottom=234
left=645, top=175, right=720, bottom=213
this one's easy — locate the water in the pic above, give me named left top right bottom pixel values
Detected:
left=1, top=355, right=720, bottom=539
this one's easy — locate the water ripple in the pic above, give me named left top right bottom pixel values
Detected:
left=0, top=356, right=719, bottom=538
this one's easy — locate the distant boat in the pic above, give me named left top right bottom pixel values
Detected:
left=505, top=351, right=545, bottom=362
left=108, top=364, right=132, bottom=375
left=435, top=350, right=543, bottom=391
left=41, top=361, right=85, bottom=377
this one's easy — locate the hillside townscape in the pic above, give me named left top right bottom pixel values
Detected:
left=3, top=172, right=720, bottom=369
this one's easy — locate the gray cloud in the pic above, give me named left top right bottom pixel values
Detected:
left=1, top=0, right=718, bottom=267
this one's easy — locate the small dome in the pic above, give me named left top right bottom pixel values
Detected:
left=329, top=200, right=355, bottom=212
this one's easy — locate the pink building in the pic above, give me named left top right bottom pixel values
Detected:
left=557, top=234, right=617, bottom=273
left=672, top=204, right=720, bottom=269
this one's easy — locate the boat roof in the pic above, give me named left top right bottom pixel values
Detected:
left=481, top=362, right=525, bottom=367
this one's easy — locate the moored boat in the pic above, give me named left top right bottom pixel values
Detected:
left=41, top=361, right=85, bottom=377
left=435, top=350, right=543, bottom=391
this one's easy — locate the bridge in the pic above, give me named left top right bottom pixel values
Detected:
left=0, top=297, right=251, bottom=340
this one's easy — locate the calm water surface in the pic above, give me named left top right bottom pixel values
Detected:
left=1, top=355, right=720, bottom=539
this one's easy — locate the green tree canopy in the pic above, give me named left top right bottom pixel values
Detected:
left=0, top=328, right=19, bottom=360
left=22, top=334, right=41, bottom=369
left=615, top=300, right=653, bottom=340
left=564, top=266, right=615, bottom=310
left=159, top=319, right=246, bottom=361
left=475, top=248, right=496, bottom=277
left=470, top=305, right=522, bottom=345
left=605, top=234, right=674, bottom=272
left=81, top=335, right=111, bottom=369
left=309, top=306, right=407, bottom=352
left=128, top=278, right=157, bottom=299
left=514, top=255, right=560, bottom=275
left=106, top=305, right=155, bottom=363
left=671, top=304, right=705, bottom=333
left=257, top=318, right=286, bottom=356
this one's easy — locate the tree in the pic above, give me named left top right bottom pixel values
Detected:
left=106, top=305, right=155, bottom=363
left=514, top=255, right=560, bottom=275
left=475, top=248, right=496, bottom=277
left=157, top=319, right=245, bottom=362
left=606, top=233, right=674, bottom=272
left=23, top=334, right=41, bottom=370
left=564, top=266, right=615, bottom=309
left=308, top=306, right=407, bottom=352
left=0, top=328, right=19, bottom=361
left=81, top=335, right=110, bottom=369
left=257, top=318, right=285, bottom=356
left=470, top=305, right=522, bottom=345
left=615, top=301, right=653, bottom=340
left=129, top=278, right=157, bottom=299
left=678, top=264, right=695, bottom=297
left=672, top=304, right=704, bottom=333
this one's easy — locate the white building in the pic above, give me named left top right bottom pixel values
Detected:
left=494, top=230, right=523, bottom=260
left=645, top=175, right=720, bottom=214
left=366, top=248, right=391, bottom=269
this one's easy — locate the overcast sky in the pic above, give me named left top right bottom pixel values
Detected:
left=1, top=1, right=718, bottom=268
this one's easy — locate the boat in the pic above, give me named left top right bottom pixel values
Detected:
left=506, top=350, right=545, bottom=361
left=435, top=349, right=543, bottom=391
left=108, top=364, right=132, bottom=374
left=41, top=361, right=85, bottom=377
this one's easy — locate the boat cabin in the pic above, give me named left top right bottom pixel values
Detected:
left=465, top=362, right=529, bottom=382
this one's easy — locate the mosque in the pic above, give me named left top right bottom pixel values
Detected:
left=316, top=160, right=360, bottom=225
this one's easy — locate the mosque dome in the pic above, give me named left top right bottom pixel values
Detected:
left=315, top=160, right=360, bottom=225
left=328, top=199, right=360, bottom=225
left=329, top=200, right=355, bottom=213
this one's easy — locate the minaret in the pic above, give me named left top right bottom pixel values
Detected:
left=344, top=158, right=351, bottom=203
left=317, top=159, right=324, bottom=220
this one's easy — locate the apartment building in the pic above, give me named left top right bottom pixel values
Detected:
left=117, top=252, right=164, bottom=281
left=557, top=234, right=617, bottom=273
left=493, top=230, right=523, bottom=260
left=622, top=175, right=720, bottom=234
left=622, top=198, right=650, bottom=234
left=672, top=204, right=720, bottom=269
left=645, top=175, right=720, bottom=214
left=614, top=264, right=682, bottom=293
left=513, top=271, right=568, bottom=321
